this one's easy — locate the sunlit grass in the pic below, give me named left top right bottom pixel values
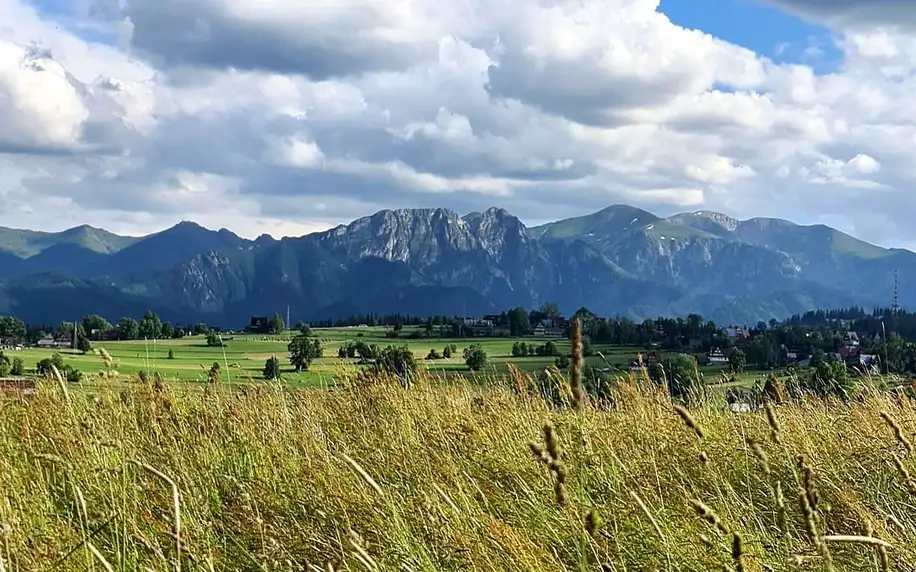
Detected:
left=0, top=363, right=913, bottom=570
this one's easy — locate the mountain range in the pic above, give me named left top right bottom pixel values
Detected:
left=0, top=205, right=906, bottom=326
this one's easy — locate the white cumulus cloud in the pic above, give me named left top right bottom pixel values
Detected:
left=0, top=0, right=913, bottom=246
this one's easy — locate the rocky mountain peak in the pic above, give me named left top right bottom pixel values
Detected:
left=689, top=210, right=739, bottom=231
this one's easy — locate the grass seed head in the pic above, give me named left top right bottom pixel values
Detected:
left=673, top=405, right=704, bottom=439
left=585, top=509, right=603, bottom=537
left=764, top=401, right=781, bottom=444
left=749, top=437, right=771, bottom=476
left=570, top=318, right=585, bottom=410
left=689, top=500, right=729, bottom=535
left=881, top=411, right=913, bottom=454
left=731, top=532, right=745, bottom=572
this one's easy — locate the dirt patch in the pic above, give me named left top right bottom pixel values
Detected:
left=245, top=353, right=283, bottom=360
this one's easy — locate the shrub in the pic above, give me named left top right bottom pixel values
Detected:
left=263, top=356, right=281, bottom=380
left=206, top=330, right=224, bottom=347
left=463, top=344, right=489, bottom=371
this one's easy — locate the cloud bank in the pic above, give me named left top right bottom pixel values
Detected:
left=0, top=0, right=914, bottom=247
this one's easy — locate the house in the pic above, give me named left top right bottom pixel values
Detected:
left=707, top=348, right=730, bottom=365
left=723, top=326, right=748, bottom=340
left=462, top=317, right=495, bottom=337
left=846, top=353, right=879, bottom=374
left=491, top=326, right=511, bottom=337
left=631, top=350, right=662, bottom=366
left=531, top=317, right=567, bottom=338
left=248, top=316, right=270, bottom=334
left=842, top=331, right=860, bottom=348
left=839, top=346, right=860, bottom=358
left=37, top=333, right=72, bottom=349
left=91, top=329, right=120, bottom=341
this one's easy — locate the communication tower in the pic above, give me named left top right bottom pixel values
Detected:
left=892, top=269, right=901, bottom=316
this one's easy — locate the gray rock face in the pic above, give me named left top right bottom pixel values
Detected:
left=0, top=204, right=906, bottom=325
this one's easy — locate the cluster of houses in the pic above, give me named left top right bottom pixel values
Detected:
left=705, top=328, right=878, bottom=373
left=0, top=339, right=24, bottom=351
left=461, top=315, right=569, bottom=338
left=622, top=327, right=881, bottom=375
left=4, top=329, right=110, bottom=351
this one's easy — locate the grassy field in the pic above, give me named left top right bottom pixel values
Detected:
left=13, top=326, right=769, bottom=387
left=1, top=367, right=913, bottom=570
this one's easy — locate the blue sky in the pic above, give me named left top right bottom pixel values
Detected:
left=660, top=0, right=843, bottom=74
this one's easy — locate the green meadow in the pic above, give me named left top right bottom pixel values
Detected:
left=14, top=325, right=770, bottom=388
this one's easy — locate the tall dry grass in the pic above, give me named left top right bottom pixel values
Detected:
left=0, top=368, right=914, bottom=570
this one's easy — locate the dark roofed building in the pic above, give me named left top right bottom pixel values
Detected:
left=249, top=316, right=270, bottom=334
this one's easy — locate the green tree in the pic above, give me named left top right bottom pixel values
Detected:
left=806, top=360, right=854, bottom=398
left=376, top=346, right=417, bottom=378
left=288, top=335, right=322, bottom=372
left=36, top=353, right=66, bottom=375
left=663, top=353, right=700, bottom=398
left=160, top=322, right=175, bottom=339
left=167, top=348, right=175, bottom=360
left=647, top=361, right=665, bottom=385
left=270, top=313, right=285, bottom=335
left=263, top=356, right=281, bottom=380
left=463, top=344, right=489, bottom=371
left=555, top=354, right=570, bottom=369
left=10, top=357, right=23, bottom=376
left=138, top=310, right=162, bottom=339
left=297, top=322, right=311, bottom=336
left=82, top=314, right=111, bottom=337
left=535, top=341, right=559, bottom=356
left=540, top=301, right=561, bottom=320
left=728, top=348, right=746, bottom=373
left=0, top=352, right=10, bottom=377
left=0, top=316, right=26, bottom=342
left=116, top=317, right=140, bottom=340
left=511, top=341, right=524, bottom=357
left=192, top=322, right=210, bottom=335
left=206, top=330, right=224, bottom=347
left=572, top=307, right=598, bottom=329
left=35, top=353, right=81, bottom=382
left=76, top=332, right=91, bottom=354
left=507, top=307, right=529, bottom=336
left=426, top=348, right=441, bottom=360
left=208, top=362, right=221, bottom=384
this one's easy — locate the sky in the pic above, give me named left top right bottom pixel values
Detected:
left=1, top=0, right=916, bottom=247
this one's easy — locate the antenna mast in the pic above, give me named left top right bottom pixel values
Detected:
left=892, top=269, right=901, bottom=316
